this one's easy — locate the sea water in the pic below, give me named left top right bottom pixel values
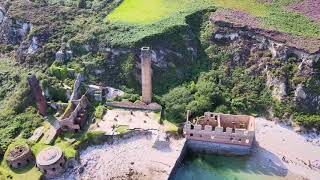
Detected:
left=172, top=153, right=293, bottom=180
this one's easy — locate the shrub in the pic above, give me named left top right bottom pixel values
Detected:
left=294, top=113, right=320, bottom=130
left=95, top=105, right=105, bottom=121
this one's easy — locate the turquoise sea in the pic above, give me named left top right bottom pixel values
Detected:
left=171, top=153, right=294, bottom=180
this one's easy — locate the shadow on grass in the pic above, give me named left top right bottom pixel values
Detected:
left=9, top=162, right=35, bottom=174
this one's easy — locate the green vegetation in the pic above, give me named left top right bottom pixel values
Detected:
left=115, top=125, right=129, bottom=134
left=0, top=106, right=44, bottom=157
left=1, top=2, right=320, bottom=179
left=294, top=113, right=320, bottom=130
left=109, top=0, right=181, bottom=23
left=0, top=140, right=42, bottom=180
left=0, top=130, right=107, bottom=180
left=107, top=0, right=320, bottom=44
left=94, top=105, right=106, bottom=121
left=162, top=61, right=273, bottom=122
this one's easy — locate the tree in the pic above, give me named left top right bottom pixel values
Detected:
left=78, top=0, right=86, bottom=9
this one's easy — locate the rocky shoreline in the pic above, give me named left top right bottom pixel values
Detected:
left=56, top=131, right=185, bottom=180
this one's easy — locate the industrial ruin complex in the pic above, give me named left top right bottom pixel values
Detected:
left=11, top=46, right=257, bottom=179
left=184, top=112, right=255, bottom=154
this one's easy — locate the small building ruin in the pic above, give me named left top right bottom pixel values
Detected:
left=87, top=84, right=125, bottom=102
left=184, top=112, right=255, bottom=154
left=59, top=95, right=89, bottom=132
left=36, top=146, right=66, bottom=177
left=6, top=145, right=34, bottom=169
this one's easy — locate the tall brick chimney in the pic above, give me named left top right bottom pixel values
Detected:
left=27, top=74, right=47, bottom=116
left=141, top=47, right=152, bottom=104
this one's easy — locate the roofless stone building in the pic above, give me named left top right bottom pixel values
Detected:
left=184, top=112, right=255, bottom=155
left=6, top=145, right=34, bottom=169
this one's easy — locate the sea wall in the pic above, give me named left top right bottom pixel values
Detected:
left=168, top=141, right=188, bottom=180
left=186, top=139, right=252, bottom=155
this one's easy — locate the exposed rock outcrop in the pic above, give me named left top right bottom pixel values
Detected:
left=0, top=9, right=31, bottom=45
left=210, top=9, right=320, bottom=113
left=56, top=43, right=73, bottom=63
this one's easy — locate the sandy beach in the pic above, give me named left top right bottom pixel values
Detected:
left=57, top=131, right=185, bottom=180
left=254, top=118, right=320, bottom=180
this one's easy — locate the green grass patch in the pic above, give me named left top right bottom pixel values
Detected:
left=108, top=0, right=182, bottom=24
left=163, top=120, right=179, bottom=133
left=213, top=0, right=269, bottom=17
left=115, top=125, right=129, bottom=134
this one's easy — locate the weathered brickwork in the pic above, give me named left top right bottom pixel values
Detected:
left=6, top=145, right=34, bottom=169
left=183, top=112, right=255, bottom=147
left=36, top=146, right=66, bottom=177
left=59, top=95, right=88, bottom=132
left=141, top=47, right=152, bottom=104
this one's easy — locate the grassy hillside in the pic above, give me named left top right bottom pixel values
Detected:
left=107, top=0, right=320, bottom=38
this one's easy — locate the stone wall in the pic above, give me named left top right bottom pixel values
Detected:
left=37, top=153, right=66, bottom=177
left=6, top=145, right=34, bottom=169
left=168, top=141, right=188, bottom=180
left=59, top=95, right=88, bottom=131
left=186, top=139, right=252, bottom=155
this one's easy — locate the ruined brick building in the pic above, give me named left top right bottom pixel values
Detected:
left=184, top=112, right=255, bottom=154
left=6, top=145, right=34, bottom=169
left=59, top=95, right=88, bottom=132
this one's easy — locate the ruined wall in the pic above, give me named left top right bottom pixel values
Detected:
left=184, top=123, right=254, bottom=146
left=27, top=74, right=47, bottom=115
left=184, top=113, right=255, bottom=147
left=59, top=95, right=88, bottom=131
left=37, top=156, right=65, bottom=177
left=6, top=145, right=34, bottom=169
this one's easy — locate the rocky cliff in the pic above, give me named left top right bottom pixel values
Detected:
left=210, top=9, right=320, bottom=116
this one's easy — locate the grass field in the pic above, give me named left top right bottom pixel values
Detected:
left=108, top=0, right=185, bottom=23
left=107, top=0, right=320, bottom=38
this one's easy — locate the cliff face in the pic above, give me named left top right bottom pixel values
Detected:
left=0, top=6, right=31, bottom=46
left=210, top=11, right=320, bottom=115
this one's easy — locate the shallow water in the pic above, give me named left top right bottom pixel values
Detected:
left=172, top=153, right=292, bottom=180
